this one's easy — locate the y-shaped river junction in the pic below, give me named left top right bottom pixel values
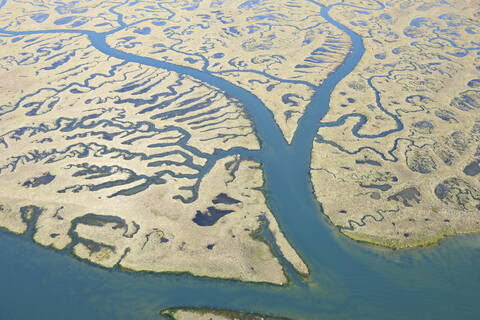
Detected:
left=0, top=0, right=479, bottom=319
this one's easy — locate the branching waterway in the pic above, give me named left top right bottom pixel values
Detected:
left=0, top=1, right=480, bottom=319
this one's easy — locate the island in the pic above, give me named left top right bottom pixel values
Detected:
left=160, top=308, right=288, bottom=320
left=0, top=0, right=314, bottom=284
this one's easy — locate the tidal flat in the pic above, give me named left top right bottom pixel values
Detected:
left=311, top=0, right=480, bottom=248
left=0, top=0, right=479, bottom=319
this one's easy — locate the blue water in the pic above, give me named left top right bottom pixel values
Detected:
left=1, top=1, right=480, bottom=319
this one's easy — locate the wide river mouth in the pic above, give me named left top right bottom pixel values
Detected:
left=1, top=1, right=479, bottom=319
